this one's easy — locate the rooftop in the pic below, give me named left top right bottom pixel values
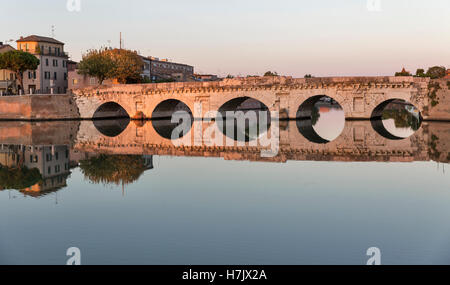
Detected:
left=17, top=35, right=64, bottom=45
left=0, top=44, right=14, bottom=53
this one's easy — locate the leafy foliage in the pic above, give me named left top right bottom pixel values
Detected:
left=79, top=154, right=147, bottom=186
left=77, top=49, right=116, bottom=84
left=105, top=49, right=143, bottom=84
left=264, top=71, right=278, bottom=77
left=425, top=66, right=446, bottom=79
left=0, top=166, right=42, bottom=190
left=78, top=48, right=144, bottom=85
left=0, top=50, right=40, bottom=91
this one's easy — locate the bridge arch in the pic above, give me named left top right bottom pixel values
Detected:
left=93, top=102, right=130, bottom=119
left=370, top=99, right=422, bottom=140
left=216, top=96, right=271, bottom=142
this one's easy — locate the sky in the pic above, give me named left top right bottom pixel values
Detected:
left=1, top=0, right=449, bottom=77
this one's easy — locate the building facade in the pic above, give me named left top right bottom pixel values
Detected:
left=148, top=57, right=194, bottom=82
left=16, top=35, right=69, bottom=94
left=0, top=43, right=17, bottom=95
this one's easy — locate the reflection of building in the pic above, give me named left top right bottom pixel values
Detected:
left=0, top=43, right=17, bottom=95
left=0, top=144, right=71, bottom=197
left=16, top=35, right=69, bottom=94
left=143, top=155, right=154, bottom=170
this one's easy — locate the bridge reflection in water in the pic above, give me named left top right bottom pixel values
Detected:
left=0, top=109, right=448, bottom=197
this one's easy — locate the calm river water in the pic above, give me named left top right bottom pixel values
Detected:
left=1, top=102, right=449, bottom=265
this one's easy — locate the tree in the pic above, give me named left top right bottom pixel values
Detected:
left=105, top=49, right=144, bottom=84
left=0, top=166, right=42, bottom=190
left=79, top=154, right=147, bottom=186
left=0, top=50, right=40, bottom=93
left=304, top=74, right=313, bottom=78
left=77, top=49, right=116, bottom=85
left=426, top=66, right=446, bottom=79
left=415, top=69, right=426, bottom=77
left=264, top=71, right=278, bottom=77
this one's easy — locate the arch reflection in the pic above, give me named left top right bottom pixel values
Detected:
left=296, top=95, right=345, bottom=143
left=217, top=97, right=271, bottom=142
left=371, top=99, right=422, bottom=140
left=151, top=99, right=193, bottom=140
left=93, top=118, right=130, bottom=137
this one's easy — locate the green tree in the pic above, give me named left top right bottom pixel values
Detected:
left=426, top=66, right=446, bottom=79
left=79, top=154, right=147, bottom=186
left=106, top=49, right=144, bottom=84
left=77, top=49, right=116, bottom=85
left=304, top=74, right=313, bottom=78
left=0, top=50, right=40, bottom=93
left=0, top=166, right=42, bottom=190
left=415, top=68, right=426, bottom=77
left=264, top=71, right=278, bottom=77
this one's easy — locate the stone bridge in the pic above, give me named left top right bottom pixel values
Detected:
left=0, top=120, right=449, bottom=164
left=72, top=76, right=439, bottom=120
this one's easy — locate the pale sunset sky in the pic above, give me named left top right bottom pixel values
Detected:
left=1, top=0, right=449, bottom=77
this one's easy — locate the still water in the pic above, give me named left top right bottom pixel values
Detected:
left=0, top=102, right=449, bottom=265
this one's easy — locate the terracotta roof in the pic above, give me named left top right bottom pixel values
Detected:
left=16, top=35, right=64, bottom=45
left=0, top=44, right=14, bottom=53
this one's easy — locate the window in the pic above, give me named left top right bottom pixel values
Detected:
left=54, top=72, right=57, bottom=80
left=46, top=153, right=52, bottom=162
left=64, top=73, right=67, bottom=80
left=65, top=150, right=69, bottom=158
left=46, top=59, right=49, bottom=66
left=48, top=166, right=51, bottom=175
left=73, top=79, right=78, bottom=85
left=55, top=152, right=59, bottom=160
left=90, top=78, right=96, bottom=85
left=55, top=165, right=60, bottom=173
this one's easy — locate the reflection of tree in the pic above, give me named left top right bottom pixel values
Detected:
left=382, top=109, right=420, bottom=131
left=0, top=166, right=42, bottom=190
left=79, top=155, right=147, bottom=186
left=311, top=106, right=321, bottom=126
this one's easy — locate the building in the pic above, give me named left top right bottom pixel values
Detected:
left=140, top=56, right=151, bottom=81
left=0, top=43, right=17, bottom=95
left=16, top=35, right=69, bottom=94
left=445, top=69, right=450, bottom=79
left=148, top=57, right=194, bottom=82
left=67, top=60, right=114, bottom=91
left=0, top=144, right=71, bottom=196
left=194, top=74, right=219, bottom=82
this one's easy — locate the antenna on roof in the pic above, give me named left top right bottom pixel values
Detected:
left=51, top=25, right=55, bottom=38
left=120, top=32, right=122, bottom=49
